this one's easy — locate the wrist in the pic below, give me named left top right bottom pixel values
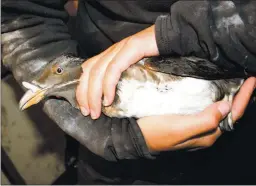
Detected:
left=133, top=25, right=160, bottom=57
left=137, top=115, right=173, bottom=152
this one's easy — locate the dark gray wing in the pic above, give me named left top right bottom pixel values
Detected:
left=143, top=56, right=247, bottom=80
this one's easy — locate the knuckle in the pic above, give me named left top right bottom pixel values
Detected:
left=108, top=60, right=117, bottom=69
left=107, top=62, right=120, bottom=75
left=127, top=35, right=139, bottom=46
left=81, top=56, right=98, bottom=69
left=91, top=66, right=101, bottom=77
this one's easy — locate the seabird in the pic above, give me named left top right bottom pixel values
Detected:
left=19, top=54, right=245, bottom=131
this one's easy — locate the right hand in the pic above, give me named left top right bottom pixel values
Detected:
left=76, top=26, right=159, bottom=119
left=138, top=77, right=256, bottom=152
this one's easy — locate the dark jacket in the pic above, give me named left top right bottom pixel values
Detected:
left=2, top=0, right=256, bottom=184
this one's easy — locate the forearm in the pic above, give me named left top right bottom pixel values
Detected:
left=43, top=99, right=156, bottom=161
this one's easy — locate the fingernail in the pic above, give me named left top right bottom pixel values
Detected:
left=218, top=102, right=231, bottom=117
left=90, top=110, right=97, bottom=119
left=81, top=107, right=89, bottom=116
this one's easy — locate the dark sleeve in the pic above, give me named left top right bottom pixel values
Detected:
left=155, top=1, right=256, bottom=75
left=1, top=0, right=155, bottom=161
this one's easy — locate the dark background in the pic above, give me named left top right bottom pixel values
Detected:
left=2, top=1, right=256, bottom=184
left=184, top=96, right=256, bottom=184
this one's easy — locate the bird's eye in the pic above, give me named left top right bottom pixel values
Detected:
left=56, top=67, right=63, bottom=74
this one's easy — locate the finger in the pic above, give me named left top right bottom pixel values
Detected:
left=88, top=42, right=125, bottom=119
left=170, top=127, right=222, bottom=151
left=76, top=45, right=117, bottom=116
left=76, top=57, right=98, bottom=115
left=103, top=37, right=144, bottom=106
left=232, top=77, right=256, bottom=122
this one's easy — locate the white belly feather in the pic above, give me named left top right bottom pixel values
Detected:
left=115, top=77, right=216, bottom=118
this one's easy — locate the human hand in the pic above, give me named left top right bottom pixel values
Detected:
left=137, top=77, right=256, bottom=152
left=76, top=25, right=159, bottom=119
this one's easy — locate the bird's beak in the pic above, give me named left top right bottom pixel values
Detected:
left=19, top=82, right=49, bottom=110
left=19, top=79, right=80, bottom=111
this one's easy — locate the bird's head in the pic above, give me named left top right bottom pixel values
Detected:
left=19, top=55, right=84, bottom=110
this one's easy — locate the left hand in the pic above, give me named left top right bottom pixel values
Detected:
left=137, top=77, right=256, bottom=152
left=76, top=25, right=159, bottom=119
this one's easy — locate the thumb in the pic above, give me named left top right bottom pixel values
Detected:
left=201, top=101, right=231, bottom=119
left=177, top=101, right=231, bottom=140
left=194, top=101, right=231, bottom=132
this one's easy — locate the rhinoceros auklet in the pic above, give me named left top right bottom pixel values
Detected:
left=19, top=55, right=245, bottom=131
